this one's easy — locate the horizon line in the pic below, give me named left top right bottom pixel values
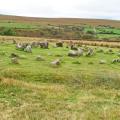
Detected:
left=0, top=13, right=120, bottom=21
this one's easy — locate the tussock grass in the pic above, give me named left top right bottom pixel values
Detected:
left=1, top=78, right=66, bottom=93
left=0, top=77, right=119, bottom=120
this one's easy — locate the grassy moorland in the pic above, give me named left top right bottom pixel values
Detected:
left=0, top=38, right=120, bottom=120
left=0, top=15, right=120, bottom=40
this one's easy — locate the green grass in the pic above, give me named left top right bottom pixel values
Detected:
left=0, top=42, right=120, bottom=120
left=85, top=26, right=120, bottom=39
left=0, top=22, right=37, bottom=29
left=97, top=34, right=120, bottom=39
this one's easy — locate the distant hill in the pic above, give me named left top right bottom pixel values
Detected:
left=0, top=15, right=120, bottom=27
left=0, top=15, right=120, bottom=40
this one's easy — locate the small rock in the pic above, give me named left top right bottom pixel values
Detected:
left=86, top=48, right=94, bottom=56
left=36, top=55, right=45, bottom=61
left=99, top=60, right=106, bottom=64
left=11, top=57, right=19, bottom=64
left=51, top=59, right=61, bottom=66
left=112, top=58, right=120, bottom=63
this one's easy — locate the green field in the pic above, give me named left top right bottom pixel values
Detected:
left=0, top=22, right=37, bottom=29
left=0, top=41, right=120, bottom=120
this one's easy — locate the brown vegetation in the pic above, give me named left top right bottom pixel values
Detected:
left=0, top=15, right=120, bottom=27
left=0, top=35, right=120, bottom=48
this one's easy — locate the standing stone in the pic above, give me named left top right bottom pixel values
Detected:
left=86, top=48, right=94, bottom=56
left=77, top=48, right=84, bottom=56
left=16, top=43, right=23, bottom=50
left=112, top=58, right=120, bottom=63
left=39, top=42, right=49, bottom=49
left=71, top=45, right=78, bottom=50
left=24, top=45, right=32, bottom=53
left=56, top=42, right=63, bottom=47
left=68, top=50, right=78, bottom=57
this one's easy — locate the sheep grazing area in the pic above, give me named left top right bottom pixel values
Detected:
left=0, top=38, right=120, bottom=120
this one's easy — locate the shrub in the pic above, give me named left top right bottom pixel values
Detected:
left=1, top=28, right=16, bottom=36
left=72, top=61, right=81, bottom=64
left=86, top=30, right=95, bottom=34
left=82, top=34, right=95, bottom=39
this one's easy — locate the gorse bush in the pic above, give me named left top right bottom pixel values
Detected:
left=0, top=28, right=16, bottom=36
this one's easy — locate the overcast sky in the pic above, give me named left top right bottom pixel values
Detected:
left=0, top=0, right=120, bottom=20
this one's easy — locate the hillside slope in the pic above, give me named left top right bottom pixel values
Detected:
left=0, top=15, right=120, bottom=40
left=0, top=15, right=120, bottom=27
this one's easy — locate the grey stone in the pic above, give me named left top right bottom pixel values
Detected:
left=39, top=41, right=49, bottom=49
left=99, top=60, right=106, bottom=64
left=36, top=55, right=45, bottom=61
left=11, top=57, right=19, bottom=64
left=68, top=50, right=78, bottom=57
left=77, top=48, right=84, bottom=56
left=112, top=58, right=120, bottom=63
left=86, top=48, right=94, bottom=56
left=51, top=59, right=61, bottom=66
left=56, top=42, right=63, bottom=47
left=71, top=45, right=78, bottom=50
left=24, top=45, right=32, bottom=53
